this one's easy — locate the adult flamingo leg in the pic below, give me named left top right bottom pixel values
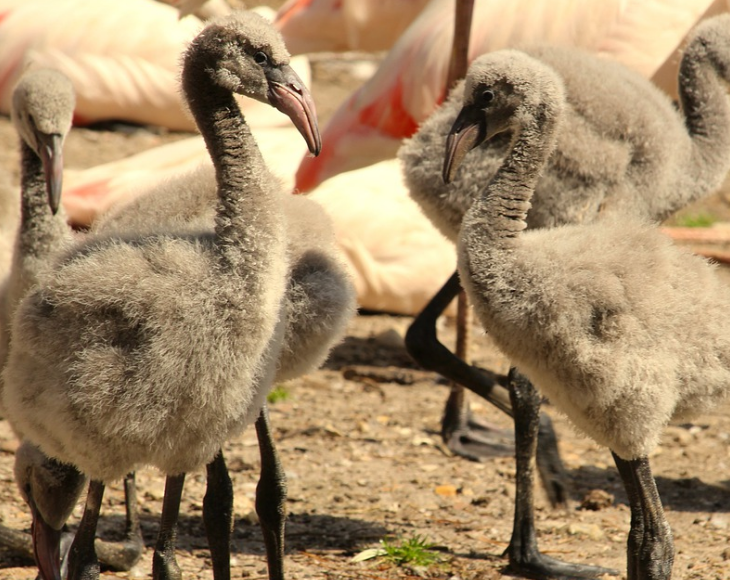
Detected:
left=405, top=271, right=569, bottom=507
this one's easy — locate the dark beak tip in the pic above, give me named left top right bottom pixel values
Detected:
left=47, top=184, right=62, bottom=216
left=442, top=160, right=456, bottom=184
left=311, top=139, right=322, bottom=157
left=268, top=81, right=321, bottom=158
left=31, top=505, right=63, bottom=580
left=40, top=134, right=63, bottom=217
left=442, top=112, right=486, bottom=186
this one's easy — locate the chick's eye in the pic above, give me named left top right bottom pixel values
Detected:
left=482, top=89, right=495, bottom=105
left=254, top=51, right=269, bottom=66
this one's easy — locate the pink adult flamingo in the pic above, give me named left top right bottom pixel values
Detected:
left=0, top=0, right=202, bottom=130
left=294, top=0, right=726, bottom=193
left=274, top=0, right=429, bottom=54
left=0, top=0, right=309, bottom=131
left=157, top=0, right=231, bottom=19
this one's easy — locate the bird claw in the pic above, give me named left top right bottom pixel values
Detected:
left=443, top=423, right=515, bottom=461
left=94, top=535, right=144, bottom=572
left=506, top=549, right=619, bottom=580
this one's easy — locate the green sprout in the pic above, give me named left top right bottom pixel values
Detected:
left=266, top=385, right=290, bottom=404
left=379, top=534, right=441, bottom=567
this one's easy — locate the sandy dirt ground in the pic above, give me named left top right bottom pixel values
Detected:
left=1, top=2, right=730, bottom=580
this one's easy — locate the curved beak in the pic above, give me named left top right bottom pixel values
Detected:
left=442, top=104, right=487, bottom=184
left=29, top=496, right=62, bottom=580
left=37, top=133, right=63, bottom=215
left=266, top=64, right=322, bottom=156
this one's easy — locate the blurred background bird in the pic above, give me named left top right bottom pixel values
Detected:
left=0, top=0, right=310, bottom=131
left=292, top=0, right=728, bottom=193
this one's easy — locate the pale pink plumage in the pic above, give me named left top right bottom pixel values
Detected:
left=0, top=0, right=203, bottom=130
left=274, top=0, right=430, bottom=54
left=0, top=0, right=309, bottom=131
left=294, top=0, right=725, bottom=192
left=156, top=0, right=232, bottom=19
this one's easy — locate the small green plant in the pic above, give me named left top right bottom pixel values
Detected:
left=379, top=534, right=441, bottom=567
left=674, top=212, right=717, bottom=228
left=266, top=385, right=290, bottom=404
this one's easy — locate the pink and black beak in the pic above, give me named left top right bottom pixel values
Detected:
left=20, top=453, right=85, bottom=580
left=443, top=104, right=488, bottom=184
left=37, top=132, right=64, bottom=215
left=266, top=64, right=322, bottom=156
left=29, top=495, right=62, bottom=580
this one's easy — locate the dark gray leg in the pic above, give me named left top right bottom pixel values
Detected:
left=120, top=471, right=144, bottom=566
left=405, top=271, right=568, bottom=506
left=152, top=474, right=185, bottom=580
left=440, top=382, right=514, bottom=459
left=67, top=480, right=104, bottom=580
left=506, top=368, right=618, bottom=579
left=449, top=287, right=515, bottom=459
left=612, top=453, right=674, bottom=580
left=204, top=451, right=233, bottom=580
left=406, top=272, right=512, bottom=412
left=62, top=472, right=143, bottom=575
left=535, top=412, right=569, bottom=507
left=407, top=273, right=514, bottom=457
left=254, top=405, right=287, bottom=580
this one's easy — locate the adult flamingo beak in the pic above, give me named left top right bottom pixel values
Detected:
left=37, top=133, right=64, bottom=215
left=266, top=64, right=322, bottom=156
left=443, top=104, right=487, bottom=184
